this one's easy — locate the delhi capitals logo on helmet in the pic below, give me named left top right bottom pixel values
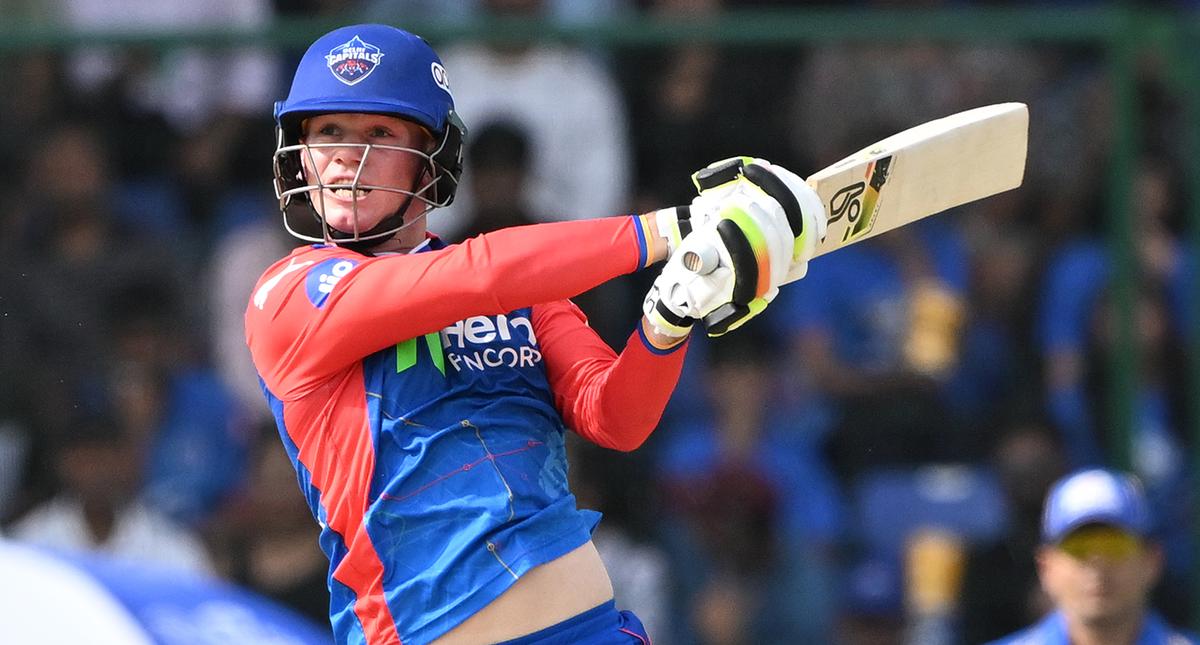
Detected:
left=325, top=36, right=384, bottom=86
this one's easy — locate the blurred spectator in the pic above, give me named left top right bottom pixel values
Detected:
left=1035, top=155, right=1196, bottom=624
left=1038, top=155, right=1192, bottom=469
left=105, top=280, right=250, bottom=527
left=622, top=0, right=800, bottom=211
left=1090, top=283, right=1195, bottom=624
left=454, top=119, right=641, bottom=346
left=0, top=121, right=190, bottom=433
left=56, top=0, right=280, bottom=234
left=960, top=421, right=1067, bottom=644
left=435, top=0, right=633, bottom=235
left=361, top=0, right=632, bottom=24
left=59, top=0, right=277, bottom=135
left=206, top=196, right=298, bottom=422
left=453, top=120, right=539, bottom=239
left=689, top=571, right=758, bottom=645
left=208, top=426, right=329, bottom=628
left=788, top=0, right=1045, bottom=173
left=763, top=216, right=974, bottom=480
left=7, top=415, right=214, bottom=577
left=0, top=51, right=69, bottom=202
left=655, top=326, right=843, bottom=643
left=955, top=207, right=1043, bottom=418
left=986, top=469, right=1198, bottom=644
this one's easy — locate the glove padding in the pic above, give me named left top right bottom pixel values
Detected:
left=643, top=199, right=786, bottom=337
left=645, top=156, right=827, bottom=337
left=689, top=156, right=827, bottom=283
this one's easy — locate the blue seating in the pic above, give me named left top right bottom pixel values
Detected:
left=853, top=464, right=1010, bottom=559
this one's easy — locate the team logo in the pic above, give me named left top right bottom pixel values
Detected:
left=325, top=36, right=384, bottom=86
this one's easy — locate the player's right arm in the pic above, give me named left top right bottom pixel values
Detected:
left=246, top=216, right=659, bottom=399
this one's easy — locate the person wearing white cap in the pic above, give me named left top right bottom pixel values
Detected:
left=987, top=468, right=1197, bottom=645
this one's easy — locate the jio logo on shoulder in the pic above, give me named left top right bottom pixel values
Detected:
left=305, top=258, right=358, bottom=308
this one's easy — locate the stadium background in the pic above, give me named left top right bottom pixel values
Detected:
left=2, top=1, right=1199, bottom=643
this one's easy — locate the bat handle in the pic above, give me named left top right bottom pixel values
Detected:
left=681, top=244, right=719, bottom=275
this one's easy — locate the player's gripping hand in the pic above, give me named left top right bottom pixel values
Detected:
left=688, top=156, right=827, bottom=283
left=643, top=196, right=795, bottom=337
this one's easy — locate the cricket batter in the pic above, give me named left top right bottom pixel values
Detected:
left=245, top=23, right=825, bottom=645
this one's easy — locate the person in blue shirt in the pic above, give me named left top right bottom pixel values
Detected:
left=987, top=468, right=1197, bottom=645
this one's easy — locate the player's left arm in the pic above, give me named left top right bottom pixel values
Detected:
left=534, top=299, right=687, bottom=452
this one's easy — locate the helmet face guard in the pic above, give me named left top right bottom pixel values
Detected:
left=272, top=24, right=467, bottom=245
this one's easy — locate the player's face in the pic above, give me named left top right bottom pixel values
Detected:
left=1038, top=526, right=1161, bottom=629
left=300, top=113, right=430, bottom=236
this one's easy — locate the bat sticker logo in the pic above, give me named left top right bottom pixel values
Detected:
left=828, top=182, right=865, bottom=225
left=841, top=156, right=894, bottom=243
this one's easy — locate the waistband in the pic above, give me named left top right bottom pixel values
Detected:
left=494, top=600, right=618, bottom=644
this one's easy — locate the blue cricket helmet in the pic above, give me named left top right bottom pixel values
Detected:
left=272, top=24, right=467, bottom=244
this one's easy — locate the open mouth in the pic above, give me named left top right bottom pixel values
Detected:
left=327, top=187, right=373, bottom=200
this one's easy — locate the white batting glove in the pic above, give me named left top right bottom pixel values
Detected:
left=689, top=156, right=827, bottom=283
left=644, top=203, right=784, bottom=338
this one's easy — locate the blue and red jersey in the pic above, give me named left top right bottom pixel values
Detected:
left=244, top=217, right=685, bottom=645
left=986, top=610, right=1198, bottom=645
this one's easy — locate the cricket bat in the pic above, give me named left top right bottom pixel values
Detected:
left=796, top=102, right=1028, bottom=279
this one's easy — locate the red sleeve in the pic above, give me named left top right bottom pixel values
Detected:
left=247, top=216, right=654, bottom=400
left=533, top=299, right=688, bottom=452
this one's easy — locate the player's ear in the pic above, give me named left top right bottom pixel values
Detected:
left=1142, top=542, right=1165, bottom=586
left=1034, top=546, right=1061, bottom=600
left=1034, top=546, right=1053, bottom=579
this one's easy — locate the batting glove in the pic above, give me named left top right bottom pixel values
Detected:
left=644, top=199, right=787, bottom=338
left=689, top=156, right=827, bottom=283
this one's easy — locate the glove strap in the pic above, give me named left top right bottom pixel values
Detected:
left=655, top=205, right=693, bottom=256
left=703, top=296, right=769, bottom=337
left=692, top=156, right=753, bottom=192
left=647, top=299, right=695, bottom=338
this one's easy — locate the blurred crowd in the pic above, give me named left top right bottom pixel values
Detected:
left=2, top=0, right=1199, bottom=643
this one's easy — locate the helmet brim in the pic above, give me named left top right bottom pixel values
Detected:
left=275, top=98, right=441, bottom=135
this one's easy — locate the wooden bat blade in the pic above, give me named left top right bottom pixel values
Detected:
left=805, top=102, right=1028, bottom=262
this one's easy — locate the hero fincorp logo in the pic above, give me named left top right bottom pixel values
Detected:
left=440, top=314, right=542, bottom=372
left=326, top=36, right=384, bottom=86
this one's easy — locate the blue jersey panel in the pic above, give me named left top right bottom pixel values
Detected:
left=339, top=306, right=600, bottom=643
